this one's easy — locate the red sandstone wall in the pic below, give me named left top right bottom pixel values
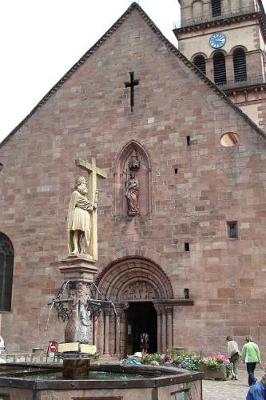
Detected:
left=0, top=9, right=266, bottom=355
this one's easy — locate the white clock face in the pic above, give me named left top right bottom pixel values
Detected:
left=209, top=33, right=226, bottom=49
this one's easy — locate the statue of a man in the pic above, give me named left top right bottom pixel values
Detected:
left=125, top=171, right=139, bottom=216
left=67, top=176, right=97, bottom=256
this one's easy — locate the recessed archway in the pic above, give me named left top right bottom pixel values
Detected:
left=94, top=257, right=174, bottom=357
left=96, top=256, right=173, bottom=301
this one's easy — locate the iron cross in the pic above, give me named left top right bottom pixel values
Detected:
left=124, top=72, right=139, bottom=112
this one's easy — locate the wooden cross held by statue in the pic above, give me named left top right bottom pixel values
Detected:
left=75, top=157, right=107, bottom=261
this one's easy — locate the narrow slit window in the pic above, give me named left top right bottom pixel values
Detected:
left=174, top=167, right=178, bottom=174
left=184, top=242, right=190, bottom=252
left=227, top=222, right=238, bottom=239
left=187, top=136, right=191, bottom=146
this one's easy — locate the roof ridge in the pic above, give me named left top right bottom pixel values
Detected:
left=0, top=1, right=265, bottom=148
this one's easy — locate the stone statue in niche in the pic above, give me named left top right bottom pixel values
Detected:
left=67, top=176, right=97, bottom=257
left=125, top=151, right=140, bottom=216
left=125, top=171, right=140, bottom=216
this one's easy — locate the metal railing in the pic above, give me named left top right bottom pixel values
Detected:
left=215, top=74, right=266, bottom=90
left=176, top=5, right=259, bottom=29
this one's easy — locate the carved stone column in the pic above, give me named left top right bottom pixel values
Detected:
left=161, top=308, right=167, bottom=353
left=154, top=305, right=162, bottom=353
left=115, top=313, right=121, bottom=357
left=154, top=304, right=173, bottom=353
left=166, top=307, right=173, bottom=351
left=98, top=310, right=104, bottom=355
left=114, top=306, right=123, bottom=357
left=115, top=303, right=129, bottom=358
left=93, top=315, right=98, bottom=346
left=110, top=312, right=116, bottom=356
left=104, top=310, right=110, bottom=356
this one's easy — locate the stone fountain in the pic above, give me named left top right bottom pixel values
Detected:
left=0, top=158, right=203, bottom=400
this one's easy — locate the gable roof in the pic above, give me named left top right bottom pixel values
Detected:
left=1, top=2, right=265, bottom=148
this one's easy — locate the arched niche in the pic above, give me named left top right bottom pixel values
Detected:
left=0, top=233, right=14, bottom=312
left=114, top=140, right=151, bottom=216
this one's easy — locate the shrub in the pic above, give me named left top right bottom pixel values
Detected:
left=141, top=353, right=164, bottom=365
left=172, top=352, right=202, bottom=371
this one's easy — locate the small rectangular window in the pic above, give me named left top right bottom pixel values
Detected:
left=227, top=221, right=238, bottom=239
left=184, top=242, right=190, bottom=252
left=186, top=136, right=191, bottom=146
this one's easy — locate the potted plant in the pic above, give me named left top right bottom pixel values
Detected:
left=199, top=354, right=231, bottom=380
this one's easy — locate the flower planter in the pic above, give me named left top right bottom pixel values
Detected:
left=200, top=364, right=227, bottom=380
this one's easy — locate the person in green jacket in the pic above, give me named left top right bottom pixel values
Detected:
left=241, top=336, right=261, bottom=386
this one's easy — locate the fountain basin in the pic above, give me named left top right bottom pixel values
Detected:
left=0, top=362, right=203, bottom=399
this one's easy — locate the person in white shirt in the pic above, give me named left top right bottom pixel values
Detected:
left=226, top=335, right=240, bottom=380
left=0, top=336, right=5, bottom=354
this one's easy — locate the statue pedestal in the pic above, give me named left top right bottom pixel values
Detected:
left=59, top=255, right=98, bottom=282
left=56, top=255, right=100, bottom=346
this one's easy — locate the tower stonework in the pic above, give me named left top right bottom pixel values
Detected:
left=174, top=0, right=266, bottom=130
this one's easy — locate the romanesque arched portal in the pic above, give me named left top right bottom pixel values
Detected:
left=94, top=257, right=174, bottom=357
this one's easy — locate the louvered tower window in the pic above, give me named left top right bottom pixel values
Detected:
left=233, top=48, right=247, bottom=82
left=0, top=233, right=14, bottom=312
left=212, top=0, right=222, bottom=17
left=193, top=55, right=206, bottom=75
left=213, top=52, right=227, bottom=85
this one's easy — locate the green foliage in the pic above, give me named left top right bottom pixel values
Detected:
left=139, top=351, right=233, bottom=377
left=200, top=354, right=230, bottom=369
left=141, top=353, right=164, bottom=365
left=172, top=352, right=202, bottom=371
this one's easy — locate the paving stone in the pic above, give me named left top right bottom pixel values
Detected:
left=203, top=368, right=264, bottom=400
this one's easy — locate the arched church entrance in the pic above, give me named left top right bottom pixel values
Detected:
left=94, top=257, right=174, bottom=358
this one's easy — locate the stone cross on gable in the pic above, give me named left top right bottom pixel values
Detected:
left=75, top=157, right=107, bottom=261
left=124, top=72, right=139, bottom=112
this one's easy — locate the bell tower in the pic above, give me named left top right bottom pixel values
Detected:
left=174, top=0, right=266, bottom=130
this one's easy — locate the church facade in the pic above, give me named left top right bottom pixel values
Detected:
left=0, top=1, right=266, bottom=357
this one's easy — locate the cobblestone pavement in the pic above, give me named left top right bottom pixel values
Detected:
left=203, top=368, right=264, bottom=400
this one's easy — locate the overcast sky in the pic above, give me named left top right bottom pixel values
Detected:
left=0, top=0, right=265, bottom=144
